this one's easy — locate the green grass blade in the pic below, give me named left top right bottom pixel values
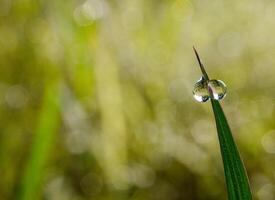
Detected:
left=19, top=83, right=60, bottom=200
left=211, top=99, right=252, bottom=200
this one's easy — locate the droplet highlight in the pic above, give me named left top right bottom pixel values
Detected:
left=208, top=79, right=227, bottom=100
left=192, top=77, right=210, bottom=102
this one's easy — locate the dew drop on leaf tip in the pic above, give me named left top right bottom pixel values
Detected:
left=193, top=77, right=227, bottom=103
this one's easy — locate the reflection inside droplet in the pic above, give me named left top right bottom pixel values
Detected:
left=192, top=77, right=227, bottom=102
left=192, top=77, right=209, bottom=103
left=208, top=79, right=227, bottom=100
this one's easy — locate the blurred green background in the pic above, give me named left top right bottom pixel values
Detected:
left=1, top=0, right=275, bottom=199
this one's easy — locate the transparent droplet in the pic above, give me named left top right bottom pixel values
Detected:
left=192, top=77, right=210, bottom=102
left=208, top=79, right=227, bottom=100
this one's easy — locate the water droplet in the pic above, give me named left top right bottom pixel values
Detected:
left=193, top=77, right=227, bottom=102
left=208, top=80, right=227, bottom=100
left=192, top=77, right=210, bottom=102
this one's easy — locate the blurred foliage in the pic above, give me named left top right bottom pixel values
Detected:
left=0, top=0, right=275, bottom=199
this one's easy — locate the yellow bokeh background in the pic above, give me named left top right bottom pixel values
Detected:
left=0, top=0, right=275, bottom=199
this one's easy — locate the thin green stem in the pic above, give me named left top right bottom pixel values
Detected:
left=193, top=46, right=209, bottom=81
